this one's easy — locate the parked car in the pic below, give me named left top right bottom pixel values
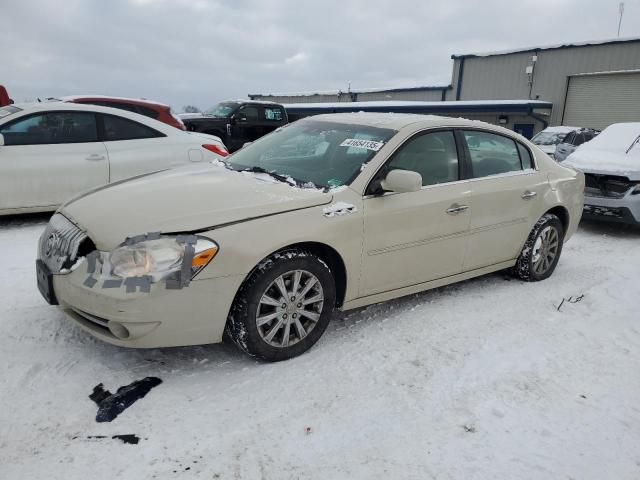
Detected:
left=0, top=85, right=12, bottom=107
left=62, top=95, right=186, bottom=130
left=531, top=126, right=579, bottom=158
left=36, top=113, right=584, bottom=361
left=0, top=102, right=227, bottom=214
left=564, top=123, right=640, bottom=225
left=182, top=100, right=288, bottom=152
left=553, top=127, right=600, bottom=162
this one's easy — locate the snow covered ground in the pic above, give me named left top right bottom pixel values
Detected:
left=1, top=214, right=639, bottom=479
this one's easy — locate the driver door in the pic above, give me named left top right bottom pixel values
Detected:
left=360, top=130, right=471, bottom=296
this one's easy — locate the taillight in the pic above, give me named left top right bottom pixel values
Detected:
left=202, top=144, right=229, bottom=157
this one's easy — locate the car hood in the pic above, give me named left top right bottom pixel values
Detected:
left=564, top=149, right=640, bottom=181
left=61, top=163, right=333, bottom=250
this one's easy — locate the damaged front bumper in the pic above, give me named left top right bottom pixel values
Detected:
left=45, top=258, right=245, bottom=348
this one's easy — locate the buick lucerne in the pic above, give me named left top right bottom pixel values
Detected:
left=36, top=113, right=585, bottom=361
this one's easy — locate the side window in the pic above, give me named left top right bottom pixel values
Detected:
left=387, top=131, right=459, bottom=187
left=463, top=130, right=522, bottom=178
left=0, top=111, right=98, bottom=145
left=237, top=106, right=259, bottom=122
left=264, top=107, right=283, bottom=121
left=101, top=114, right=164, bottom=141
left=517, top=143, right=534, bottom=169
left=563, top=132, right=575, bottom=145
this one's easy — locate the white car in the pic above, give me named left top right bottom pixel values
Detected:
left=0, top=102, right=228, bottom=215
left=36, top=113, right=584, bottom=361
left=530, top=126, right=579, bottom=158
left=564, top=123, right=640, bottom=225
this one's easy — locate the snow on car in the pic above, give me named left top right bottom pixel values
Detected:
left=531, top=125, right=579, bottom=158
left=35, top=113, right=584, bottom=362
left=564, top=122, right=640, bottom=225
left=0, top=102, right=228, bottom=215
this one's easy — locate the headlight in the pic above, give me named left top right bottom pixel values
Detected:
left=109, top=236, right=218, bottom=281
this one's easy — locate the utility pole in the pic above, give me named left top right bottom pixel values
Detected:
left=618, top=2, right=625, bottom=37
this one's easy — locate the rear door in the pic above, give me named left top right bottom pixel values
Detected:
left=0, top=110, right=108, bottom=210
left=460, top=130, right=547, bottom=270
left=99, top=113, right=177, bottom=181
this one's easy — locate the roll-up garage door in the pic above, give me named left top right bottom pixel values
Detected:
left=563, top=71, right=640, bottom=130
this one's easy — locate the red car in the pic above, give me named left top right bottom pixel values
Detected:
left=63, top=95, right=186, bottom=130
left=0, top=85, right=11, bottom=107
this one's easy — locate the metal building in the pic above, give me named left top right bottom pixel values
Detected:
left=250, top=36, right=640, bottom=134
left=450, top=37, right=640, bottom=129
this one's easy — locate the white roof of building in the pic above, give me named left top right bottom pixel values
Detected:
left=452, top=35, right=640, bottom=58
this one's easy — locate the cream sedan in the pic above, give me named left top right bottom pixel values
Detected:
left=36, top=113, right=584, bottom=361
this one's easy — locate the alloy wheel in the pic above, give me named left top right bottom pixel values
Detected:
left=531, top=225, right=559, bottom=275
left=256, top=269, right=324, bottom=348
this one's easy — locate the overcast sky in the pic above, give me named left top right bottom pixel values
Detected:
left=2, top=0, right=639, bottom=111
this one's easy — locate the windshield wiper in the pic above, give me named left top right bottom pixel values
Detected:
left=242, top=166, right=295, bottom=185
left=626, top=134, right=640, bottom=154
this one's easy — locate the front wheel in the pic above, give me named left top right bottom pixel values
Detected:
left=226, top=249, right=336, bottom=361
left=513, top=213, right=564, bottom=281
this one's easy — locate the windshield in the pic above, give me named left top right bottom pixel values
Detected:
left=531, top=131, right=570, bottom=146
left=0, top=105, right=21, bottom=119
left=227, top=119, right=397, bottom=188
left=204, top=102, right=238, bottom=118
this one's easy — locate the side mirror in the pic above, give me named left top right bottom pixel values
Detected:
left=0, top=133, right=4, bottom=146
left=381, top=170, right=422, bottom=193
left=242, top=142, right=252, bottom=149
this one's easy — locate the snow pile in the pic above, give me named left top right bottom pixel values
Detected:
left=565, top=123, right=640, bottom=177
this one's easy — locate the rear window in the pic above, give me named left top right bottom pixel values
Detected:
left=101, top=114, right=164, bottom=141
left=0, top=105, right=21, bottom=119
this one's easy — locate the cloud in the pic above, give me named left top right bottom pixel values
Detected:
left=1, top=0, right=638, bottom=111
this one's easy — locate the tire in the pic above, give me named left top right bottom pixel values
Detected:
left=226, top=249, right=336, bottom=361
left=513, top=213, right=565, bottom=281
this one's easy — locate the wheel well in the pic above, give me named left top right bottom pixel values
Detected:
left=545, top=206, right=569, bottom=233
left=274, top=242, right=347, bottom=307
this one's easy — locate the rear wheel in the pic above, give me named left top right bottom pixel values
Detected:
left=226, top=249, right=336, bottom=361
left=513, top=213, right=564, bottom=281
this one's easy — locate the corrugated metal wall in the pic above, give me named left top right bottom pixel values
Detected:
left=455, top=41, right=640, bottom=125
left=563, top=71, right=640, bottom=129
left=355, top=90, right=444, bottom=101
left=253, top=94, right=353, bottom=103
left=253, top=89, right=446, bottom=103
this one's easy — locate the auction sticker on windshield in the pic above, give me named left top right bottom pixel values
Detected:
left=340, top=138, right=385, bottom=151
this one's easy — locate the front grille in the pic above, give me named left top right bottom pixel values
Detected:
left=38, top=214, right=93, bottom=273
left=584, top=173, right=634, bottom=198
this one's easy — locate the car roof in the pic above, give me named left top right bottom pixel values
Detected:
left=61, top=95, right=169, bottom=108
left=307, top=112, right=521, bottom=135
left=8, top=101, right=177, bottom=134
left=539, top=126, right=580, bottom=133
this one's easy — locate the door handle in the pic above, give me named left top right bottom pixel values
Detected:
left=85, top=154, right=106, bottom=161
left=521, top=190, right=537, bottom=199
left=446, top=204, right=469, bottom=215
